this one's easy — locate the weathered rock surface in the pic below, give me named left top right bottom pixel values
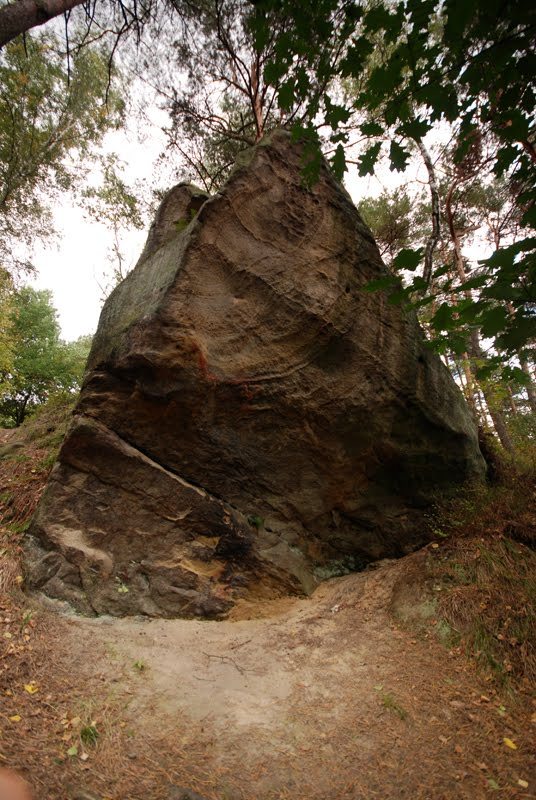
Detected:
left=26, top=131, right=486, bottom=617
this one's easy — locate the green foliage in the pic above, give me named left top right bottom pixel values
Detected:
left=359, top=188, right=423, bottom=266
left=252, top=0, right=535, bottom=363
left=80, top=724, right=99, bottom=747
left=374, top=685, right=408, bottom=720
left=0, top=270, right=14, bottom=393
left=157, top=0, right=354, bottom=190
left=0, top=31, right=124, bottom=273
left=0, top=287, right=91, bottom=426
left=82, top=154, right=144, bottom=231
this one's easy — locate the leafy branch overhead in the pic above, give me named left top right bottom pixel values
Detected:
left=249, top=0, right=535, bottom=367
left=0, top=32, right=125, bottom=274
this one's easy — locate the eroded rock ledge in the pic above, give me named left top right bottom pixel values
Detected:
left=26, top=131, right=486, bottom=617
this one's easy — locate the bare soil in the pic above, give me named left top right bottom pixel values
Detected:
left=1, top=552, right=534, bottom=800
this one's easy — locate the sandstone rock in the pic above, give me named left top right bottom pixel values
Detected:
left=26, top=130, right=485, bottom=617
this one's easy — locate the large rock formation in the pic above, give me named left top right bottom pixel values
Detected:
left=26, top=131, right=486, bottom=617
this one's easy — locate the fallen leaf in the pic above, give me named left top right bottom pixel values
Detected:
left=15, top=576, right=23, bottom=585
left=438, top=735, right=448, bottom=744
left=80, top=752, right=89, bottom=762
left=488, top=778, right=500, bottom=791
left=24, top=682, right=39, bottom=694
left=9, top=715, right=21, bottom=723
left=517, top=779, right=529, bottom=789
left=454, top=744, right=463, bottom=754
left=431, top=543, right=439, bottom=549
left=503, top=737, right=518, bottom=750
left=476, top=762, right=488, bottom=771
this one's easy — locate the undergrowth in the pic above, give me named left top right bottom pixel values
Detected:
left=423, top=451, right=536, bottom=692
left=0, top=394, right=74, bottom=593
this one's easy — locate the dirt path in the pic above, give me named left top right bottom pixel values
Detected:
left=5, top=554, right=532, bottom=800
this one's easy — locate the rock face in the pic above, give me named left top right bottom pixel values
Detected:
left=26, top=131, right=486, bottom=617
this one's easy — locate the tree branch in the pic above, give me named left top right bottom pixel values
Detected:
left=0, top=0, right=86, bottom=48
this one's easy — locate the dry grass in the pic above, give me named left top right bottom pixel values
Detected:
left=0, top=396, right=72, bottom=531
left=437, top=537, right=536, bottom=688
left=422, top=461, right=536, bottom=690
left=0, top=396, right=73, bottom=596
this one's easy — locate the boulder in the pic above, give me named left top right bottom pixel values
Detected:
left=26, top=131, right=486, bottom=617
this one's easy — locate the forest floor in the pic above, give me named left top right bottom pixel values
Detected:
left=0, top=403, right=535, bottom=800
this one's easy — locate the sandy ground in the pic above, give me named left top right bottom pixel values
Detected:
left=4, top=553, right=531, bottom=800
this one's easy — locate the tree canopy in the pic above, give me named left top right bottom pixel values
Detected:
left=0, top=0, right=533, bottom=443
left=0, top=286, right=91, bottom=425
left=0, top=30, right=126, bottom=273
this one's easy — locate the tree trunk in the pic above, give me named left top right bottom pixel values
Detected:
left=250, top=58, right=264, bottom=142
left=445, top=178, right=514, bottom=452
left=15, top=393, right=29, bottom=426
left=520, top=355, right=536, bottom=413
left=468, top=332, right=515, bottom=453
left=0, top=0, right=86, bottom=48
left=415, top=137, right=441, bottom=286
left=506, top=385, right=518, bottom=415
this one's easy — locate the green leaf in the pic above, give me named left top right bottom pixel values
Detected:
left=331, top=144, right=346, bottom=181
left=432, top=264, right=451, bottom=279
left=444, top=0, right=475, bottom=42
left=479, top=306, right=508, bottom=338
left=67, top=745, right=78, bottom=757
left=339, top=37, right=375, bottom=78
left=416, top=82, right=459, bottom=121
left=357, top=142, right=382, bottom=176
left=363, top=5, right=393, bottom=33
left=277, top=79, right=295, bottom=111
left=359, top=121, right=383, bottom=136
left=431, top=302, right=454, bottom=331
left=264, top=60, right=288, bottom=85
left=325, top=97, right=351, bottom=129
left=392, top=248, right=423, bottom=272
left=389, top=141, right=410, bottom=172
left=408, top=276, right=428, bottom=292
left=500, top=366, right=528, bottom=385
left=458, top=275, right=488, bottom=291
left=386, top=287, right=412, bottom=305
left=368, top=57, right=404, bottom=99
left=398, top=117, right=431, bottom=140
left=496, top=316, right=536, bottom=352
